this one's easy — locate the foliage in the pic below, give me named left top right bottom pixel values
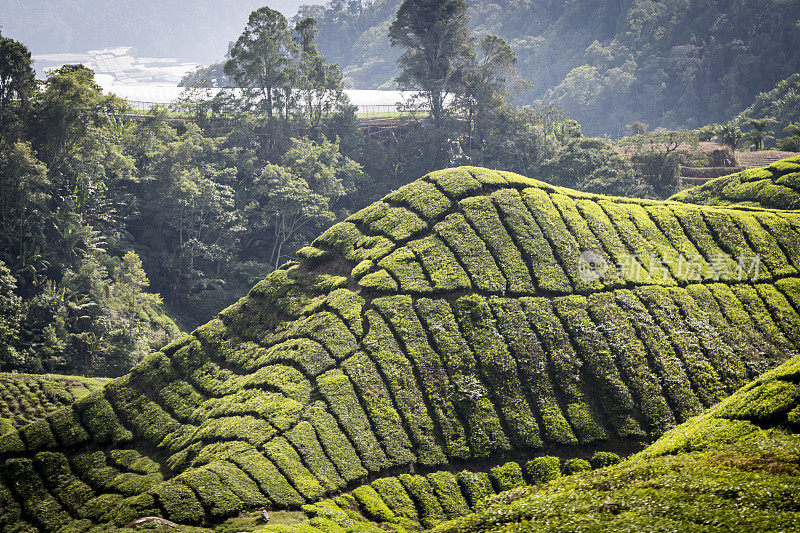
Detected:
left=430, top=352, right=800, bottom=533
left=671, top=154, right=800, bottom=209
left=742, top=117, right=778, bottom=151
left=0, top=164, right=797, bottom=530
left=542, top=136, right=646, bottom=197
left=0, top=30, right=36, bottom=140
left=0, top=262, right=21, bottom=368
left=305, top=0, right=800, bottom=136
left=736, top=74, right=800, bottom=151
left=224, top=7, right=297, bottom=119
left=716, top=122, right=744, bottom=150
left=0, top=372, right=108, bottom=432
left=617, top=130, right=699, bottom=196
left=389, top=0, right=474, bottom=164
left=0, top=63, right=180, bottom=375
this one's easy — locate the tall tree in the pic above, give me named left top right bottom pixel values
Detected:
left=224, top=7, right=297, bottom=118
left=459, top=34, right=520, bottom=151
left=0, top=32, right=35, bottom=111
left=744, top=117, right=778, bottom=150
left=389, top=0, right=474, bottom=163
left=251, top=164, right=335, bottom=270
left=0, top=31, right=36, bottom=139
left=292, top=16, right=349, bottom=128
left=295, top=17, right=319, bottom=54
left=0, top=261, right=22, bottom=368
left=0, top=142, right=50, bottom=279
left=31, top=65, right=124, bottom=174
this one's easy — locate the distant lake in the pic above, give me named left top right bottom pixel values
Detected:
left=104, top=84, right=415, bottom=111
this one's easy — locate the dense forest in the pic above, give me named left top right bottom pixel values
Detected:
left=3, top=0, right=800, bottom=377
left=295, top=0, right=800, bottom=135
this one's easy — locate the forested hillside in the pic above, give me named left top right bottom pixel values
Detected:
left=0, top=165, right=798, bottom=531
left=302, top=0, right=800, bottom=135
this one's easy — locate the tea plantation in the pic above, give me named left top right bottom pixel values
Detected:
left=1, top=166, right=799, bottom=532
left=0, top=374, right=109, bottom=435
left=671, top=155, right=800, bottom=209
left=425, top=351, right=800, bottom=532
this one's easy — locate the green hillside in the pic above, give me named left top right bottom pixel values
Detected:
left=426, top=351, right=800, bottom=532
left=303, top=0, right=800, bottom=135
left=261, top=452, right=623, bottom=533
left=248, top=352, right=800, bottom=532
left=0, top=374, right=109, bottom=435
left=671, top=155, right=800, bottom=210
left=1, top=166, right=800, bottom=531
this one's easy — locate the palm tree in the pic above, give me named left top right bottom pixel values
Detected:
left=698, top=124, right=718, bottom=142
left=784, top=122, right=800, bottom=137
left=716, top=123, right=743, bottom=150
left=744, top=117, right=778, bottom=150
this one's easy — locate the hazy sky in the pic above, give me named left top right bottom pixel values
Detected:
left=0, top=1, right=327, bottom=63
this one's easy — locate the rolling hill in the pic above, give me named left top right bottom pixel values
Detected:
left=294, top=351, right=800, bottom=532
left=0, top=374, right=109, bottom=436
left=671, top=155, right=800, bottom=210
left=1, top=166, right=799, bottom=531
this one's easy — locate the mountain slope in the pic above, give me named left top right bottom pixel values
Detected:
left=253, top=352, right=800, bottom=532
left=426, top=352, right=800, bottom=533
left=1, top=166, right=800, bottom=531
left=306, top=0, right=800, bottom=135
left=671, top=155, right=800, bottom=210
left=0, top=374, right=109, bottom=435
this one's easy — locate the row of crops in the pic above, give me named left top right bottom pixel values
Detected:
left=0, top=374, right=109, bottom=434
left=672, top=157, right=800, bottom=209
left=0, top=166, right=798, bottom=531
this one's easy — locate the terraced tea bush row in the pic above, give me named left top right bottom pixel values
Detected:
left=311, top=168, right=800, bottom=295
left=0, top=374, right=109, bottom=432
left=294, top=453, right=622, bottom=532
left=672, top=155, right=800, bottom=209
left=431, top=353, right=800, bottom=533
left=0, top=166, right=798, bottom=532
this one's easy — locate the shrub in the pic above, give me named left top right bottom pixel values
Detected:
left=398, top=474, right=447, bottom=528
left=427, top=471, right=470, bottom=518
left=152, top=479, right=206, bottom=524
left=384, top=178, right=452, bottom=221
left=455, top=295, right=541, bottom=450
left=489, top=462, right=525, bottom=492
left=456, top=470, right=495, bottom=510
left=460, top=195, right=534, bottom=293
left=589, top=451, right=621, bottom=469
left=352, top=484, right=396, bottom=522
left=180, top=468, right=244, bottom=519
left=525, top=456, right=562, bottom=484
left=561, top=458, right=591, bottom=475
left=371, top=476, right=418, bottom=522
left=286, top=421, right=346, bottom=491
left=434, top=213, right=505, bottom=293
left=229, top=449, right=304, bottom=508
